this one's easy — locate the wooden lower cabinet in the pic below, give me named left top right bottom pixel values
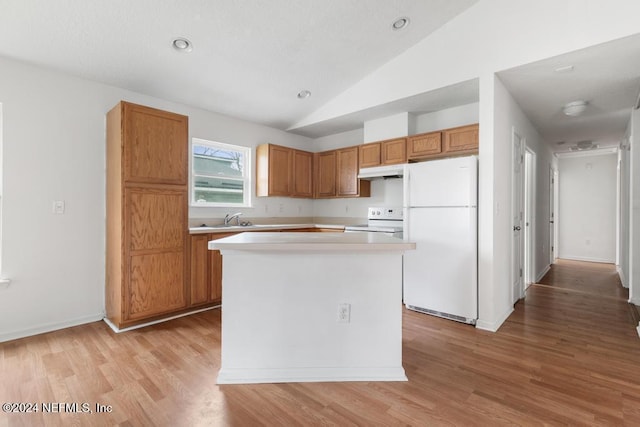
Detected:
left=127, top=251, right=186, bottom=320
left=189, top=233, right=232, bottom=307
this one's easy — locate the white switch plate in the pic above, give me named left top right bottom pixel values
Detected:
left=53, top=200, right=65, bottom=214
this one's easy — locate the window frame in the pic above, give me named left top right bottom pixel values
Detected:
left=190, top=137, right=252, bottom=208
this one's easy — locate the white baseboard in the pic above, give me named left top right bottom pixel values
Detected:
left=536, top=265, right=551, bottom=282
left=216, top=366, right=408, bottom=384
left=617, top=266, right=628, bottom=288
left=560, top=255, right=615, bottom=264
left=0, top=313, right=104, bottom=343
left=629, top=296, right=640, bottom=306
left=476, top=306, right=514, bottom=332
left=637, top=323, right=640, bottom=338
left=103, top=305, right=220, bottom=333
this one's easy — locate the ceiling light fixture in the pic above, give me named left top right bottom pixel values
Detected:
left=554, top=65, right=574, bottom=73
left=392, top=17, right=410, bottom=31
left=562, top=100, right=588, bottom=116
left=297, top=90, right=311, bottom=99
left=172, top=37, right=193, bottom=52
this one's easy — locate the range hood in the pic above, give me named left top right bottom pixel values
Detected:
left=358, top=164, right=405, bottom=179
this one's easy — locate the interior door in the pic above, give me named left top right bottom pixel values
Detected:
left=511, top=130, right=524, bottom=304
left=549, top=166, right=556, bottom=264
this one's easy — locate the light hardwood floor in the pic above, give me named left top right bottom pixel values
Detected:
left=1, top=260, right=640, bottom=426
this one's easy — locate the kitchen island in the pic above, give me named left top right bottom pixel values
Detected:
left=209, top=232, right=415, bottom=384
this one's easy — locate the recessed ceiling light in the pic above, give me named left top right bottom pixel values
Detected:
left=562, top=100, right=588, bottom=116
left=392, top=17, right=410, bottom=31
left=172, top=38, right=193, bottom=52
left=297, top=90, right=311, bottom=99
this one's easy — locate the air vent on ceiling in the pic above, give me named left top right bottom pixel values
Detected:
left=569, top=140, right=599, bottom=151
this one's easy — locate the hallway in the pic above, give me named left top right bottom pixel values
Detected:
left=537, top=258, right=629, bottom=300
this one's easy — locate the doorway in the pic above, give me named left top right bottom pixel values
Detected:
left=523, top=149, right=535, bottom=289
left=549, top=166, right=557, bottom=265
left=511, top=129, right=524, bottom=304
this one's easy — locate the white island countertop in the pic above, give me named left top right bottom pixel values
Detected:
left=208, top=231, right=415, bottom=252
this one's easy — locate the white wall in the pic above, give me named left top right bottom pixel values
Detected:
left=630, top=108, right=640, bottom=305
left=619, top=129, right=631, bottom=288
left=414, top=103, right=479, bottom=134
left=0, top=56, right=313, bottom=342
left=363, top=112, right=415, bottom=143
left=557, top=153, right=617, bottom=263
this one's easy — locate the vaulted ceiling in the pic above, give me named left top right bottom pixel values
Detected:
left=0, top=0, right=478, bottom=135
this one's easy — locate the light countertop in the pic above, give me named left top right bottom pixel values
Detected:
left=208, top=231, right=415, bottom=252
left=190, top=223, right=345, bottom=234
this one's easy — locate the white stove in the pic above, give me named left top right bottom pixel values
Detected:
left=344, top=207, right=404, bottom=238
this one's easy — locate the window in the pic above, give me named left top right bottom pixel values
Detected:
left=191, top=138, right=251, bottom=207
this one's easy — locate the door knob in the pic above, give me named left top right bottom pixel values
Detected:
left=513, top=226, right=521, bottom=231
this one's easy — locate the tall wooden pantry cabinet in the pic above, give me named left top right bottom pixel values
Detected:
left=106, top=101, right=189, bottom=329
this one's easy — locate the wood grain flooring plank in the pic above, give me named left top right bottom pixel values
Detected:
left=1, top=260, right=640, bottom=426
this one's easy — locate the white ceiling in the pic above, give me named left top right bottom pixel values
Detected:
left=0, top=0, right=478, bottom=136
left=3, top=1, right=637, bottom=147
left=497, top=34, right=640, bottom=153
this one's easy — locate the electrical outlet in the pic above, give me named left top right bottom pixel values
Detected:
left=337, top=303, right=351, bottom=323
left=279, top=203, right=284, bottom=213
left=52, top=200, right=65, bottom=214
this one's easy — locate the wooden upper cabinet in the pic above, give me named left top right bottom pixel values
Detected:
left=314, top=151, right=337, bottom=198
left=122, top=102, right=188, bottom=185
left=292, top=149, right=313, bottom=198
left=443, top=124, right=479, bottom=154
left=381, top=138, right=407, bottom=165
left=359, top=143, right=381, bottom=168
left=256, top=144, right=292, bottom=197
left=335, top=146, right=369, bottom=197
left=336, top=147, right=359, bottom=196
left=407, top=132, right=442, bottom=160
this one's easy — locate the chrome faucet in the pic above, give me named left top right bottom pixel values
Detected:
left=224, top=212, right=243, bottom=226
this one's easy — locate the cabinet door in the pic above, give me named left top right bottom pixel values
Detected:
left=125, top=187, right=187, bottom=320
left=443, top=124, right=479, bottom=154
left=128, top=251, right=186, bottom=320
left=407, top=132, right=442, bottom=160
left=123, top=102, right=188, bottom=185
left=359, top=143, right=381, bottom=168
left=268, top=145, right=292, bottom=196
left=292, top=149, right=313, bottom=198
left=336, top=146, right=359, bottom=196
left=315, top=151, right=337, bottom=198
left=381, top=138, right=407, bottom=165
left=190, top=234, right=210, bottom=306
left=210, top=249, right=223, bottom=302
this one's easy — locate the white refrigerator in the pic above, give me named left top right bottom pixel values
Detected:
left=403, top=155, right=478, bottom=324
